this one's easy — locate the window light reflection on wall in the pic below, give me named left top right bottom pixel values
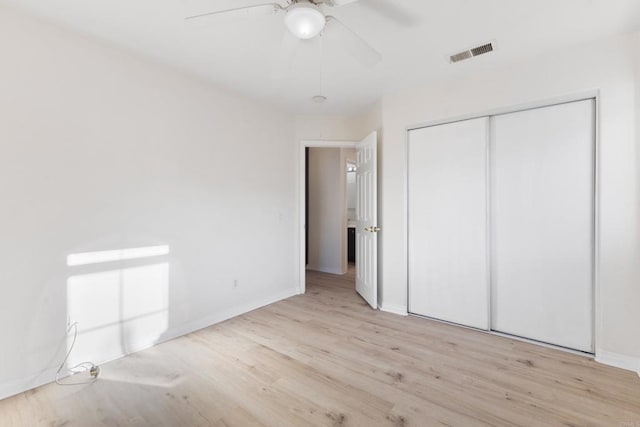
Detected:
left=67, top=245, right=170, bottom=266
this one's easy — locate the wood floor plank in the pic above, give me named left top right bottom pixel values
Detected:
left=0, top=264, right=639, bottom=426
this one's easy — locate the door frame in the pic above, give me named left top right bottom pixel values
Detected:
left=405, top=89, right=601, bottom=355
left=298, top=139, right=358, bottom=295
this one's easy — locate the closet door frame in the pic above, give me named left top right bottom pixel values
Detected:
left=405, top=90, right=599, bottom=355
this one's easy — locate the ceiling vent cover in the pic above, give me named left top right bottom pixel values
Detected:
left=450, top=42, right=494, bottom=63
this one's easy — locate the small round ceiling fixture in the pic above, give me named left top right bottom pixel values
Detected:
left=285, top=2, right=326, bottom=40
left=312, top=95, right=327, bottom=103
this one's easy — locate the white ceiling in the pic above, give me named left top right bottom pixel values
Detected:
left=3, top=0, right=639, bottom=115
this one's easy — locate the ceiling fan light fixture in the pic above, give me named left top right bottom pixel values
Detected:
left=285, top=2, right=326, bottom=40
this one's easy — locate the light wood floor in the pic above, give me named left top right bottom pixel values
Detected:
left=2, top=265, right=639, bottom=426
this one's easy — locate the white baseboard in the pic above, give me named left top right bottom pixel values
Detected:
left=0, top=368, right=59, bottom=403
left=0, top=286, right=299, bottom=402
left=596, top=349, right=640, bottom=375
left=160, top=287, right=299, bottom=342
left=379, top=303, right=408, bottom=316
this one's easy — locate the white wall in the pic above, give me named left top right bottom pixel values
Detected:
left=380, top=31, right=640, bottom=371
left=294, top=104, right=383, bottom=143
left=307, top=148, right=347, bottom=274
left=0, top=6, right=297, bottom=399
left=295, top=115, right=366, bottom=142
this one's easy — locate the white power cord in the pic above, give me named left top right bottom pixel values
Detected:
left=55, top=322, right=100, bottom=386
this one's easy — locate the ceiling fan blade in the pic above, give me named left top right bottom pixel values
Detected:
left=357, top=0, right=418, bottom=27
left=323, top=0, right=361, bottom=6
left=325, top=16, right=381, bottom=67
left=185, top=3, right=284, bottom=23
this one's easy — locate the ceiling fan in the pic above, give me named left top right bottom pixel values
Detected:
left=185, top=0, right=384, bottom=67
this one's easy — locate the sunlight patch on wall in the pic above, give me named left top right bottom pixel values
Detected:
left=66, top=262, right=169, bottom=366
left=67, top=245, right=170, bottom=266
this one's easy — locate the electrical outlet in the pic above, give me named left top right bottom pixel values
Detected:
left=233, top=279, right=239, bottom=289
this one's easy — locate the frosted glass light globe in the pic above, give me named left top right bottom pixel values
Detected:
left=285, top=3, right=326, bottom=40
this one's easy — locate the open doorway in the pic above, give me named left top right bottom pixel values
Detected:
left=299, top=133, right=378, bottom=309
left=305, top=147, right=356, bottom=292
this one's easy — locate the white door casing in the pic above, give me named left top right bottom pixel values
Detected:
left=355, top=132, right=378, bottom=308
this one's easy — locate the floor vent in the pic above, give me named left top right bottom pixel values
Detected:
left=450, top=42, right=494, bottom=63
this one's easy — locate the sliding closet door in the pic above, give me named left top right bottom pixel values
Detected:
left=408, top=118, right=489, bottom=330
left=491, top=100, right=595, bottom=352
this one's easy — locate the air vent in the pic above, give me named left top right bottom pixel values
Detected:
left=450, top=50, right=473, bottom=63
left=470, top=43, right=494, bottom=56
left=450, top=42, right=495, bottom=63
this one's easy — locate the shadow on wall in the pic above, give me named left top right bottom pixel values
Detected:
left=65, top=245, right=170, bottom=367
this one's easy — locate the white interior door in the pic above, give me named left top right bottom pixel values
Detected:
left=408, top=118, right=490, bottom=329
left=355, top=132, right=378, bottom=308
left=491, top=100, right=595, bottom=353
